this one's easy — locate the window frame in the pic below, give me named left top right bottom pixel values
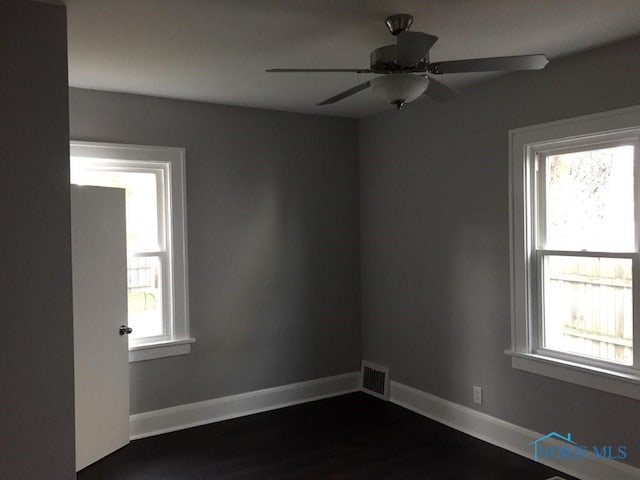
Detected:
left=507, top=105, right=640, bottom=400
left=70, top=141, right=193, bottom=362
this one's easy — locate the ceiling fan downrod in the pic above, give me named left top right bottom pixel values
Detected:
left=386, top=14, right=413, bottom=35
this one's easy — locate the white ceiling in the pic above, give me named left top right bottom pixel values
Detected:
left=65, top=0, right=640, bottom=118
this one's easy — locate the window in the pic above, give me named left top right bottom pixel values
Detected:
left=508, top=106, right=640, bottom=400
left=70, top=141, right=193, bottom=362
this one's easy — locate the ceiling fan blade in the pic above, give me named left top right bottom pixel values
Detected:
left=428, top=54, right=548, bottom=74
left=396, top=31, right=438, bottom=65
left=423, top=77, right=461, bottom=102
left=266, top=68, right=372, bottom=73
left=317, top=81, right=371, bottom=106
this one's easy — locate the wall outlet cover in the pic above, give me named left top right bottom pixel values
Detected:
left=473, top=386, right=482, bottom=404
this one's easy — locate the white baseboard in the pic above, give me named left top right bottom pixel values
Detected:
left=130, top=372, right=360, bottom=440
left=130, top=373, right=638, bottom=480
left=390, top=381, right=640, bottom=480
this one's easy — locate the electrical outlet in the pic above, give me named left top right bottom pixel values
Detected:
left=473, top=386, right=482, bottom=404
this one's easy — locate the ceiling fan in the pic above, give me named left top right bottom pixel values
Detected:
left=266, top=14, right=548, bottom=110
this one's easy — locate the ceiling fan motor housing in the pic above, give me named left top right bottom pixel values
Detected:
left=370, top=45, right=428, bottom=73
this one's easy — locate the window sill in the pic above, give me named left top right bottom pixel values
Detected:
left=129, top=338, right=195, bottom=362
left=505, top=350, right=640, bottom=400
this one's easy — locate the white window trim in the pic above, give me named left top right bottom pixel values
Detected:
left=70, top=141, right=194, bottom=362
left=507, top=104, right=640, bottom=400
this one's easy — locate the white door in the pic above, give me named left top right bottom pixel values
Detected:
left=71, top=185, right=130, bottom=471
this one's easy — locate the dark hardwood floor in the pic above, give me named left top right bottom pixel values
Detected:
left=78, top=393, right=577, bottom=479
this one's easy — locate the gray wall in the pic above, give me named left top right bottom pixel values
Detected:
left=359, top=37, right=640, bottom=466
left=0, top=2, right=75, bottom=479
left=69, top=89, right=361, bottom=414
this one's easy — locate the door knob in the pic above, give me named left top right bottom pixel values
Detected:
left=119, top=325, right=133, bottom=336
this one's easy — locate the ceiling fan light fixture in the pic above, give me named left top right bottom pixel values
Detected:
left=370, top=74, right=429, bottom=110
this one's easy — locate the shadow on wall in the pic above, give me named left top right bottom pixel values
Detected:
left=213, top=172, right=321, bottom=385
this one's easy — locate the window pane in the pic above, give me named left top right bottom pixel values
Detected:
left=542, top=255, right=633, bottom=365
left=70, top=165, right=161, bottom=251
left=127, top=256, right=164, bottom=340
left=544, top=145, right=634, bottom=251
